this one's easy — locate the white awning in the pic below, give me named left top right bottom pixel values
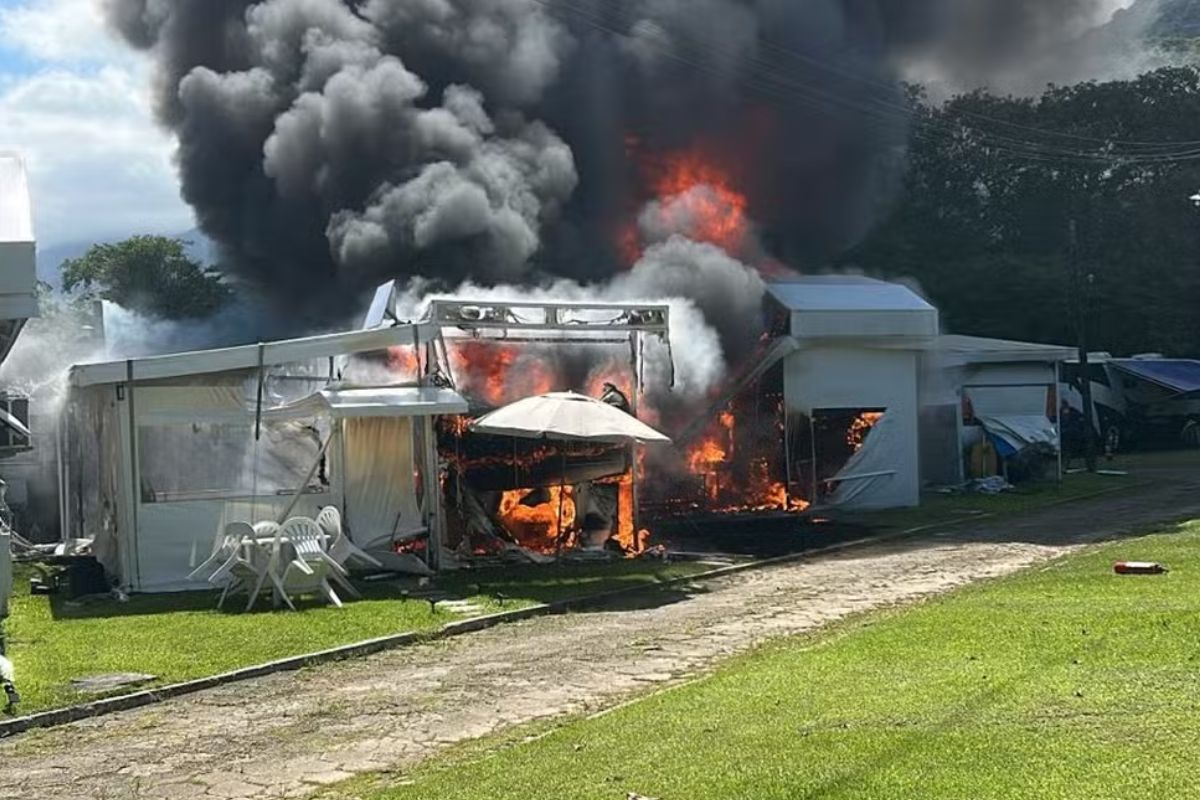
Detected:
left=265, top=386, right=468, bottom=420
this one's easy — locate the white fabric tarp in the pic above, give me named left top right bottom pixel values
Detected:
left=827, top=412, right=908, bottom=510
left=342, top=417, right=423, bottom=550
left=977, top=415, right=1059, bottom=454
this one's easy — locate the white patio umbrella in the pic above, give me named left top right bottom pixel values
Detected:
left=471, top=392, right=670, bottom=557
left=471, top=392, right=671, bottom=444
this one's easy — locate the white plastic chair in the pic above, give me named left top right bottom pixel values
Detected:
left=242, top=520, right=305, bottom=611
left=273, top=516, right=346, bottom=609
left=315, top=507, right=368, bottom=599
left=198, top=522, right=258, bottom=610
left=317, top=506, right=385, bottom=571
left=188, top=521, right=254, bottom=580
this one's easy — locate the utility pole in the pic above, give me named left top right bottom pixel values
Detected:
left=1067, top=218, right=1098, bottom=473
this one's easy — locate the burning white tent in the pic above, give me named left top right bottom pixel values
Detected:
left=62, top=323, right=466, bottom=593
left=768, top=277, right=939, bottom=510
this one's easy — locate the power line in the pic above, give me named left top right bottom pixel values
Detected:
left=533, top=0, right=1200, bottom=166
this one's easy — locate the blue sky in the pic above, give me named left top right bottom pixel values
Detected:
left=0, top=44, right=35, bottom=77
left=0, top=0, right=194, bottom=250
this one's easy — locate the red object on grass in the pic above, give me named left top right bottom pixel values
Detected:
left=1114, top=562, right=1167, bottom=575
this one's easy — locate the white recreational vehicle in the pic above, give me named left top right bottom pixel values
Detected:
left=1061, top=354, right=1200, bottom=450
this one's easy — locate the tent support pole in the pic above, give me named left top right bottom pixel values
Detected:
left=125, top=360, right=142, bottom=589
left=56, top=406, right=69, bottom=543
left=276, top=430, right=337, bottom=524
left=555, top=451, right=566, bottom=562
left=1055, top=362, right=1064, bottom=484
left=630, top=332, right=641, bottom=549
left=254, top=343, right=265, bottom=441
left=809, top=414, right=818, bottom=507
left=783, top=408, right=792, bottom=506
left=424, top=416, right=442, bottom=572
left=340, top=417, right=350, bottom=515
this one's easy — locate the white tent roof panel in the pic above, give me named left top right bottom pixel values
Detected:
left=768, top=276, right=935, bottom=313
left=768, top=277, right=939, bottom=341
left=69, top=322, right=441, bottom=387
left=268, top=386, right=468, bottom=419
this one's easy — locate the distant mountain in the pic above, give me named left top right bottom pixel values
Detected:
left=35, top=228, right=216, bottom=289
left=1148, top=0, right=1200, bottom=39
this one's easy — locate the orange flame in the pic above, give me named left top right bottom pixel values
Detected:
left=684, top=407, right=810, bottom=514
left=647, top=150, right=749, bottom=253
left=622, top=144, right=750, bottom=264
left=497, top=486, right=577, bottom=554
left=444, top=415, right=472, bottom=437
left=847, top=412, right=885, bottom=452
left=387, top=346, right=419, bottom=376
left=449, top=342, right=556, bottom=407
left=613, top=475, right=651, bottom=554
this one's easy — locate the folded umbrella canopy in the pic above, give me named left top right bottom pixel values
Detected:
left=471, top=392, right=671, bottom=444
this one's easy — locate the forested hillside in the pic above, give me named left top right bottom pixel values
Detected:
left=846, top=66, right=1200, bottom=356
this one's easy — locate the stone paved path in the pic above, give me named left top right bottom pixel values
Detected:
left=2, top=468, right=1199, bottom=799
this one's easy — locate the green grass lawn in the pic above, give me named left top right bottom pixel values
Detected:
left=3, top=559, right=706, bottom=715
left=337, top=520, right=1200, bottom=800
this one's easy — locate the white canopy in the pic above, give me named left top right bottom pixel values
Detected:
left=265, top=386, right=468, bottom=419
left=472, top=392, right=671, bottom=444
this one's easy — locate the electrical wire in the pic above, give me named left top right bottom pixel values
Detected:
left=532, top=0, right=1200, bottom=166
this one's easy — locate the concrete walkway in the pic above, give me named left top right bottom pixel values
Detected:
left=2, top=469, right=1199, bottom=799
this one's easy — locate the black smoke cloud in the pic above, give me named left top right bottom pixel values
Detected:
left=103, top=0, right=1130, bottom=325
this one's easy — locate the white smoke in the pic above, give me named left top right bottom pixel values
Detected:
left=391, top=234, right=765, bottom=402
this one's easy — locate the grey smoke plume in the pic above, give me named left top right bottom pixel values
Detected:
left=103, top=0, right=1142, bottom=343
left=390, top=237, right=763, bottom=402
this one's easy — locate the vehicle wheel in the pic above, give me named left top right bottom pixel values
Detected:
left=1104, top=425, right=1121, bottom=455
left=1183, top=420, right=1200, bottom=448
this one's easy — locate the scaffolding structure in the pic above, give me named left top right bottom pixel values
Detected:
left=419, top=298, right=674, bottom=552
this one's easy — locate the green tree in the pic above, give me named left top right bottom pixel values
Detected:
left=61, top=235, right=230, bottom=320
left=846, top=67, right=1200, bottom=357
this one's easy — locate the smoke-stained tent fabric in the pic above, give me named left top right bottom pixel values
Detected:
left=269, top=386, right=469, bottom=550
left=60, top=323, right=461, bottom=593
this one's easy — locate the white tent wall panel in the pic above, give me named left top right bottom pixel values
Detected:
left=341, top=416, right=422, bottom=551
left=783, top=345, right=922, bottom=509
